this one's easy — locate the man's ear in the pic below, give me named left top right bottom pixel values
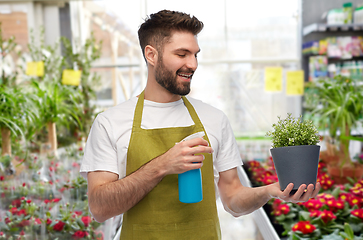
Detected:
left=145, top=45, right=158, bottom=66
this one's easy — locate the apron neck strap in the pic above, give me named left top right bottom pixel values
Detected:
left=133, top=91, right=202, bottom=129
left=133, top=91, right=145, bottom=128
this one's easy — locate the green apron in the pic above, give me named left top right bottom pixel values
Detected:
left=120, top=91, right=221, bottom=239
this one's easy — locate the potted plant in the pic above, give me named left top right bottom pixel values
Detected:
left=0, top=23, right=37, bottom=176
left=26, top=29, right=83, bottom=155
left=311, top=75, right=363, bottom=183
left=266, top=113, right=321, bottom=193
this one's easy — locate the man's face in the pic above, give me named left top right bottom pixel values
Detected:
left=155, top=31, right=200, bottom=96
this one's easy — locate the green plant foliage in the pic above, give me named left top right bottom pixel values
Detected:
left=311, top=75, right=363, bottom=139
left=61, top=33, right=102, bottom=137
left=266, top=113, right=320, bottom=148
left=0, top=86, right=38, bottom=136
left=30, top=80, right=83, bottom=130
left=0, top=22, right=21, bottom=88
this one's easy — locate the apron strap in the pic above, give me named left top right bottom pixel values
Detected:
left=133, top=92, right=201, bottom=129
left=133, top=91, right=145, bottom=129
left=182, top=96, right=202, bottom=126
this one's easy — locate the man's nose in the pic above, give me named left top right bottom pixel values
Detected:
left=186, top=55, right=198, bottom=71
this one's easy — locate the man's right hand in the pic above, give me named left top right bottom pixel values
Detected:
left=155, top=137, right=213, bottom=176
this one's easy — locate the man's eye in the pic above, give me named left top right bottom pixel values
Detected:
left=178, top=54, right=186, bottom=57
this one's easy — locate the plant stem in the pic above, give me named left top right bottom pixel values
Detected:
left=47, top=122, right=57, bottom=153
left=1, top=127, right=11, bottom=156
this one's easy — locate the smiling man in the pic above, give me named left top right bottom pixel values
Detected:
left=80, top=10, right=320, bottom=240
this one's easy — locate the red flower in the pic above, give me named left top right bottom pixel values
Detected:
left=18, top=219, right=30, bottom=227
left=317, top=173, right=335, bottom=190
left=95, top=231, right=104, bottom=240
left=338, top=192, right=353, bottom=202
left=72, top=230, right=89, bottom=239
left=248, top=160, right=261, bottom=168
left=272, top=199, right=283, bottom=209
left=17, top=209, right=27, bottom=216
left=320, top=209, right=336, bottom=223
left=309, top=210, right=322, bottom=218
left=274, top=204, right=290, bottom=216
left=0, top=176, right=4, bottom=181
left=34, top=218, right=42, bottom=225
left=351, top=209, right=363, bottom=220
left=325, top=199, right=345, bottom=212
left=52, top=198, right=61, bottom=203
left=348, top=196, right=362, bottom=208
left=81, top=216, right=92, bottom=227
left=26, top=199, right=32, bottom=204
left=9, top=207, right=18, bottom=215
left=304, top=199, right=323, bottom=210
left=262, top=175, right=278, bottom=185
left=11, top=199, right=21, bottom=208
left=74, top=211, right=83, bottom=216
left=46, top=218, right=52, bottom=225
left=292, top=221, right=316, bottom=234
left=53, top=221, right=65, bottom=231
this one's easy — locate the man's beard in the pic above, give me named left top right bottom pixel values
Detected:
left=155, top=56, right=192, bottom=96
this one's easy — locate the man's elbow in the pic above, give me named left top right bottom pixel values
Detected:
left=89, top=203, right=108, bottom=223
left=223, top=205, right=244, bottom=218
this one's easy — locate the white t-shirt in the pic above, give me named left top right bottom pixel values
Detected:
left=80, top=96, right=243, bottom=197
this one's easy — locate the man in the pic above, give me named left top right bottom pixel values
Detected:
left=80, top=10, right=320, bottom=239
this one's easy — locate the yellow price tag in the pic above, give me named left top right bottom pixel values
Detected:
left=264, top=67, right=282, bottom=92
left=26, top=61, right=44, bottom=77
left=62, top=69, right=81, bottom=86
left=286, top=70, right=304, bottom=96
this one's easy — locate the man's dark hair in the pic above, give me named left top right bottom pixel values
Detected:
left=138, top=10, right=204, bottom=61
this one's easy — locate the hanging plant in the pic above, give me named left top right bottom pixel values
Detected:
left=60, top=33, right=102, bottom=138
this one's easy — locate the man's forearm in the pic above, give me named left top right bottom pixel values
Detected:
left=89, top=160, right=166, bottom=222
left=228, top=185, right=272, bottom=216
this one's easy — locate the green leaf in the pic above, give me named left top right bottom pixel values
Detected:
left=299, top=210, right=311, bottom=221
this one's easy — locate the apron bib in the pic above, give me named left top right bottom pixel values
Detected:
left=120, top=91, right=221, bottom=239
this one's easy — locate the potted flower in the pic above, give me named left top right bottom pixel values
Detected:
left=310, top=75, right=363, bottom=183
left=266, top=113, right=321, bottom=193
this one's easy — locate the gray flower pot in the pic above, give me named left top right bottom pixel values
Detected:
left=270, top=145, right=320, bottom=193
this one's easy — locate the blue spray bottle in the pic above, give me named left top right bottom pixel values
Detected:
left=178, top=131, right=205, bottom=203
